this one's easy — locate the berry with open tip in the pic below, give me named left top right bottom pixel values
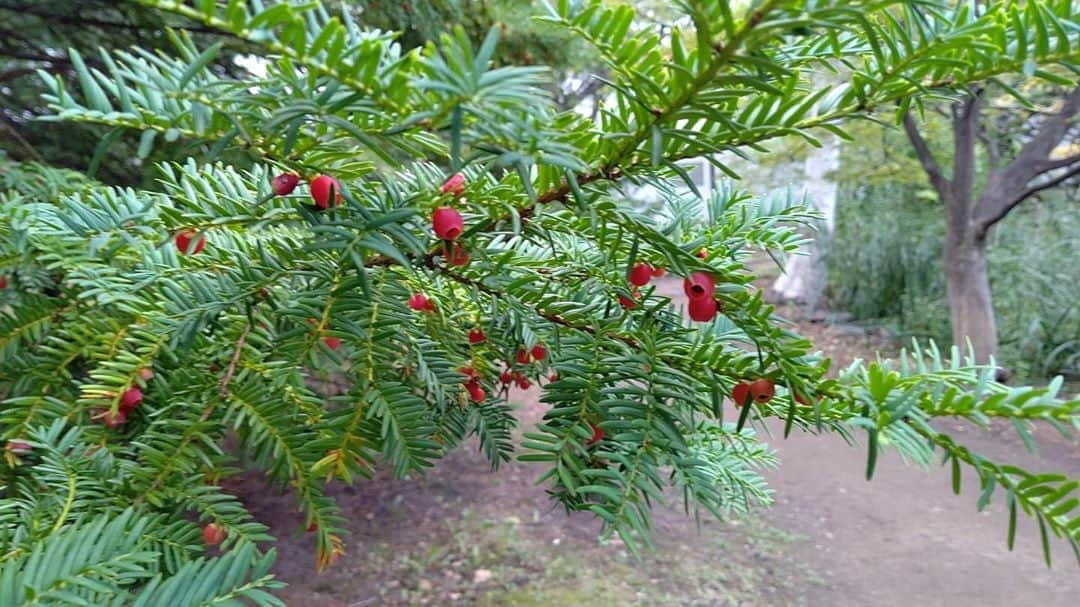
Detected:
left=749, top=378, right=775, bottom=403
left=683, top=272, right=715, bottom=300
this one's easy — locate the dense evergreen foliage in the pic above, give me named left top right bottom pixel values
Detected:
left=1, top=1, right=1078, bottom=604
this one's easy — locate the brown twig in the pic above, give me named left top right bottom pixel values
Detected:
left=219, top=322, right=252, bottom=396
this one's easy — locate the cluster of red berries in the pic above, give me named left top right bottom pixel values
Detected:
left=731, top=378, right=776, bottom=407
left=683, top=271, right=720, bottom=322
left=98, top=368, right=153, bottom=428
left=620, top=251, right=720, bottom=322
left=498, top=343, right=552, bottom=390
left=173, top=172, right=348, bottom=256
left=460, top=366, right=486, bottom=402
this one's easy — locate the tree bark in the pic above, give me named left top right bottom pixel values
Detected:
left=943, top=229, right=998, bottom=364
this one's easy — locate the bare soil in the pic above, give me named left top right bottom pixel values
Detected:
left=229, top=277, right=1080, bottom=606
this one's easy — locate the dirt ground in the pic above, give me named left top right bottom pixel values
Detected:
left=230, top=277, right=1080, bottom=606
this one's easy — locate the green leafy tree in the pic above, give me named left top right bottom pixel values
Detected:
left=1, top=1, right=1079, bottom=604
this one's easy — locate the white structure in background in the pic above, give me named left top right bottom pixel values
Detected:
left=771, top=134, right=839, bottom=309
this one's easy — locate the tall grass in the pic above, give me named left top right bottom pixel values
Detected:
left=825, top=183, right=1080, bottom=380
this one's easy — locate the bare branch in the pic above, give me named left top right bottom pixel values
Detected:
left=1038, top=152, right=1080, bottom=172
left=902, top=111, right=951, bottom=199
left=977, top=162, right=1080, bottom=231
left=974, top=86, right=1080, bottom=234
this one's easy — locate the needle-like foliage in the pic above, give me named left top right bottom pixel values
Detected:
left=1, top=1, right=1078, bottom=602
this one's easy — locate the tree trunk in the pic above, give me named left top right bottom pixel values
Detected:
left=942, top=231, right=998, bottom=365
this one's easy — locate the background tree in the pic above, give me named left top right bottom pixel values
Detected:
left=902, top=80, right=1080, bottom=371
left=1, top=1, right=1079, bottom=605
left=0, top=0, right=254, bottom=184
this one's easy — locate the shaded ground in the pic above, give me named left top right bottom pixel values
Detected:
left=231, top=277, right=1080, bottom=606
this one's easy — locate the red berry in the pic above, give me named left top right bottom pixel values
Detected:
left=651, top=266, right=666, bottom=278
left=202, top=523, right=226, bottom=546
left=732, top=382, right=751, bottom=408
left=460, top=365, right=478, bottom=379
left=749, top=379, right=776, bottom=403
left=468, top=328, right=486, bottom=344
left=517, top=377, right=531, bottom=390
left=306, top=521, right=318, bottom=533
left=271, top=173, right=300, bottom=196
left=586, top=422, right=604, bottom=446
left=500, top=369, right=513, bottom=384
left=466, top=379, right=486, bottom=402
left=440, top=172, right=466, bottom=196
left=309, top=175, right=343, bottom=209
left=618, top=291, right=638, bottom=309
left=0, top=276, right=6, bottom=289
left=683, top=272, right=715, bottom=300
left=138, top=368, right=154, bottom=381
left=447, top=244, right=471, bottom=267
left=531, top=343, right=547, bottom=362
left=119, top=387, right=143, bottom=412
left=432, top=206, right=464, bottom=240
left=408, top=293, right=433, bottom=312
left=548, top=372, right=559, bottom=382
left=687, top=297, right=718, bottom=322
left=101, top=409, right=128, bottom=428
left=323, top=336, right=341, bottom=351
left=175, top=230, right=206, bottom=255
left=794, top=392, right=810, bottom=406
left=516, top=349, right=531, bottom=365
left=629, top=263, right=652, bottom=287
left=6, top=440, right=31, bottom=455
left=696, top=248, right=708, bottom=259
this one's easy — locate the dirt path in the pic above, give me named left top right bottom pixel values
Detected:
left=233, top=279, right=1080, bottom=606
left=762, top=312, right=1080, bottom=607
